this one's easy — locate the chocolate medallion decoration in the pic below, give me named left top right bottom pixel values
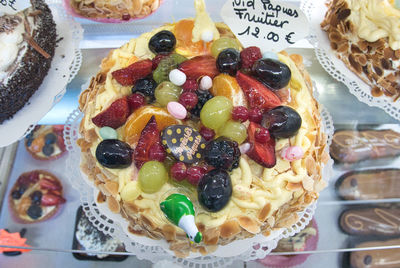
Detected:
left=161, top=125, right=206, bottom=164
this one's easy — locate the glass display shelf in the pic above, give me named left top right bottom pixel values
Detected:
left=1, top=0, right=400, bottom=266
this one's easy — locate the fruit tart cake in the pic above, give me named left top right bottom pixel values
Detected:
left=66, top=0, right=161, bottom=22
left=0, top=0, right=57, bottom=124
left=321, top=0, right=400, bottom=100
left=78, top=0, right=330, bottom=257
left=9, top=170, right=66, bottom=223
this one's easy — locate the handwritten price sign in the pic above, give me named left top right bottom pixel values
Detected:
left=0, top=0, right=31, bottom=14
left=221, top=0, right=309, bottom=52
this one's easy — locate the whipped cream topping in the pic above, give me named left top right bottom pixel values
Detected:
left=347, top=0, right=400, bottom=50
left=0, top=20, right=24, bottom=73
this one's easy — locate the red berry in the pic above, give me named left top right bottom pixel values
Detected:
left=179, top=92, right=198, bottom=110
left=127, top=93, right=146, bottom=112
left=199, top=126, right=215, bottom=141
left=186, top=166, right=205, bottom=186
left=170, top=162, right=187, bottom=181
left=152, top=53, right=170, bottom=70
left=255, top=127, right=270, bottom=143
left=148, top=143, right=166, bottom=162
left=232, top=106, right=249, bottom=122
left=240, top=46, right=262, bottom=69
left=248, top=108, right=263, bottom=123
left=182, top=79, right=198, bottom=92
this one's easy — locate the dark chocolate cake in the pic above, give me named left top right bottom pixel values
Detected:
left=0, top=0, right=56, bottom=124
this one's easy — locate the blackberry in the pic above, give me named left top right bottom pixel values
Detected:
left=204, top=137, right=241, bottom=171
left=191, top=90, right=213, bottom=117
left=132, top=77, right=157, bottom=101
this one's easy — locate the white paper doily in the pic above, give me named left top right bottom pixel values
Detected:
left=300, top=0, right=400, bottom=121
left=0, top=0, right=83, bottom=147
left=64, top=104, right=334, bottom=266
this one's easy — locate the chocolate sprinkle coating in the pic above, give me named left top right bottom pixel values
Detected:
left=0, top=0, right=57, bottom=124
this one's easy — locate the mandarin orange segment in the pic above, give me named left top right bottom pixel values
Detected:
left=211, top=74, right=248, bottom=107
left=173, top=19, right=210, bottom=57
left=123, top=106, right=181, bottom=145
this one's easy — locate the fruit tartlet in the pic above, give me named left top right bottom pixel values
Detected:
left=9, top=170, right=66, bottom=223
left=78, top=0, right=329, bottom=257
left=25, top=125, right=66, bottom=160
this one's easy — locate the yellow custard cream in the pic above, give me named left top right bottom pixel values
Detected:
left=347, top=0, right=400, bottom=50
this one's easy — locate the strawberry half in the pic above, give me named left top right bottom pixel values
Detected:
left=112, top=59, right=152, bottom=86
left=92, top=97, right=129, bottom=129
left=236, top=71, right=281, bottom=111
left=134, top=116, right=163, bottom=169
left=246, top=122, right=276, bottom=168
left=178, top=55, right=220, bottom=79
left=41, top=193, right=66, bottom=206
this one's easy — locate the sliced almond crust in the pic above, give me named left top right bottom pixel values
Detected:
left=321, top=0, right=400, bottom=100
left=77, top=24, right=328, bottom=257
left=8, top=170, right=64, bottom=224
left=70, top=0, right=160, bottom=20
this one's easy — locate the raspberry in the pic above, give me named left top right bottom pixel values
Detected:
left=232, top=106, right=249, bottom=122
left=186, top=166, right=205, bottom=186
left=240, top=46, right=262, bottom=69
left=182, top=79, right=198, bottom=92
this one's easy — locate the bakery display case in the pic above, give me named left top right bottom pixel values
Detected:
left=1, top=0, right=400, bottom=267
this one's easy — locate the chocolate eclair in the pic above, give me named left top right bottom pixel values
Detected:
left=336, top=169, right=400, bottom=200
left=340, top=207, right=400, bottom=236
left=350, top=239, right=400, bottom=268
left=330, top=130, right=400, bottom=163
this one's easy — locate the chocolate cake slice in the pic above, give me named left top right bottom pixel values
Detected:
left=0, top=0, right=56, bottom=124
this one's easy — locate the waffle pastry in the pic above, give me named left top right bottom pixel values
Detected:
left=321, top=0, right=400, bottom=100
left=77, top=1, right=329, bottom=257
left=0, top=0, right=56, bottom=123
left=67, top=0, right=161, bottom=21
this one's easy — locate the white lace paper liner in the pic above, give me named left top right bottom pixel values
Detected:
left=300, top=0, right=400, bottom=121
left=0, top=0, right=83, bottom=147
left=64, top=104, right=334, bottom=266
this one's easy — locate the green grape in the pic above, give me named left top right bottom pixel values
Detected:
left=153, top=57, right=176, bottom=84
left=153, top=54, right=187, bottom=84
left=155, top=81, right=182, bottom=107
left=138, top=161, right=168, bottom=193
left=211, top=37, right=241, bottom=58
left=200, top=96, right=233, bottom=131
left=219, top=120, right=247, bottom=144
left=169, top=53, right=187, bottom=65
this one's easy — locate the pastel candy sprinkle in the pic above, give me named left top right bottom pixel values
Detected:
left=262, top=51, right=278, bottom=60
left=201, top=30, right=214, bottom=43
left=395, top=0, right=400, bottom=9
left=281, top=146, right=304, bottom=161
left=169, top=69, right=187, bottom=86
left=99, top=127, right=118, bottom=140
left=239, top=143, right=251, bottom=154
left=199, top=76, right=212, bottom=91
left=167, top=101, right=187, bottom=120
